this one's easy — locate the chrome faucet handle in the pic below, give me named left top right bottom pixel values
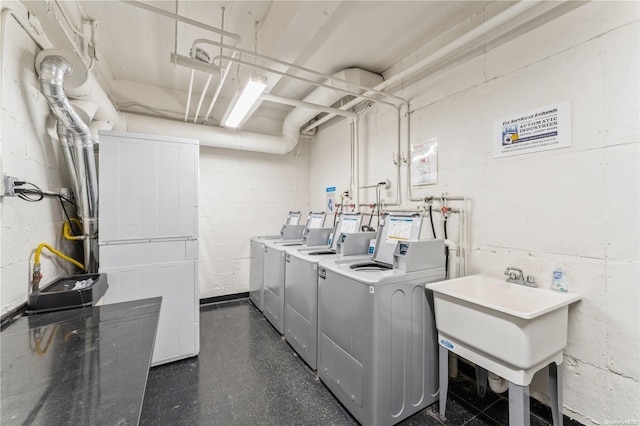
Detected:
left=526, top=276, right=537, bottom=287
left=505, top=267, right=523, bottom=278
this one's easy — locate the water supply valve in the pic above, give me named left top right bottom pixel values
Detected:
left=31, top=263, right=43, bottom=294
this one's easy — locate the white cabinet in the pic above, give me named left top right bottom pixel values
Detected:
left=98, top=131, right=199, bottom=244
left=100, top=243, right=199, bottom=364
left=98, top=130, right=199, bottom=366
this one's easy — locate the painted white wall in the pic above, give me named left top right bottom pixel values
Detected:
left=0, top=3, right=80, bottom=316
left=310, top=2, right=639, bottom=424
left=2, top=1, right=638, bottom=422
left=0, top=2, right=311, bottom=312
left=199, top=143, right=309, bottom=298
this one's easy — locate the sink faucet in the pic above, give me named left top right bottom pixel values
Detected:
left=504, top=267, right=537, bottom=287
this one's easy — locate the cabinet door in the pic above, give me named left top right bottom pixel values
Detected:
left=100, top=260, right=198, bottom=365
left=99, top=131, right=198, bottom=243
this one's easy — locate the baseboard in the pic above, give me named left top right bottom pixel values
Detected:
left=200, top=292, right=249, bottom=305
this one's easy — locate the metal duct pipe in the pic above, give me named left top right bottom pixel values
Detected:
left=56, top=123, right=81, bottom=208
left=38, top=54, right=99, bottom=272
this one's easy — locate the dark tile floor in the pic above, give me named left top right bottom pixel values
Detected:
left=140, top=298, right=584, bottom=426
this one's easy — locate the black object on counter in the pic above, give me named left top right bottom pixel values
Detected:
left=27, top=273, right=109, bottom=314
left=1, top=297, right=161, bottom=425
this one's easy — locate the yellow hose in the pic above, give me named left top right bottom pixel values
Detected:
left=63, top=218, right=83, bottom=240
left=35, top=243, right=84, bottom=270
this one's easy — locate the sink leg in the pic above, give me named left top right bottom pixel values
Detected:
left=549, top=362, right=563, bottom=426
left=439, top=345, right=449, bottom=418
left=508, top=382, right=531, bottom=426
left=475, top=365, right=488, bottom=397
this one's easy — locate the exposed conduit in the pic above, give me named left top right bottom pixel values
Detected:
left=302, top=0, right=545, bottom=134
left=37, top=52, right=99, bottom=272
left=127, top=68, right=383, bottom=155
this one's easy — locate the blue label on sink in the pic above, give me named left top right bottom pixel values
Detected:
left=440, top=339, right=454, bottom=350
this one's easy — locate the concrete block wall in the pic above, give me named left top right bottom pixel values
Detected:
left=199, top=144, right=310, bottom=299
left=0, top=3, right=312, bottom=311
left=309, top=3, right=639, bottom=424
left=1, top=4, right=79, bottom=316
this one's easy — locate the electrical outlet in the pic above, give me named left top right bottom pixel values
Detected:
left=60, top=188, right=74, bottom=202
left=3, top=175, right=20, bottom=196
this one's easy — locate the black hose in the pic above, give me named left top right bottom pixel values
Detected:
left=429, top=204, right=436, bottom=238
left=443, top=215, right=448, bottom=240
left=443, top=215, right=449, bottom=279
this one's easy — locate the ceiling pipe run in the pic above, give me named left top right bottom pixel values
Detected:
left=121, top=0, right=241, bottom=43
left=303, top=0, right=545, bottom=134
left=127, top=68, right=383, bottom=154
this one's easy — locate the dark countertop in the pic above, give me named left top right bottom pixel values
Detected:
left=1, top=297, right=161, bottom=426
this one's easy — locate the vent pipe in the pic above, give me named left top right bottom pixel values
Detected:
left=37, top=51, right=99, bottom=272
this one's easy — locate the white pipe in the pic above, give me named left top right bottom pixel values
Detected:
left=305, top=1, right=543, bottom=133
left=449, top=353, right=459, bottom=378
left=125, top=68, right=368, bottom=154
left=61, top=65, right=126, bottom=131
left=203, top=50, right=238, bottom=123
left=261, top=93, right=357, bottom=118
left=213, top=55, right=397, bottom=109
left=201, top=7, right=236, bottom=124
left=353, top=117, right=360, bottom=209
left=193, top=6, right=225, bottom=124
left=193, top=73, right=213, bottom=123
left=74, top=65, right=377, bottom=155
left=383, top=1, right=543, bottom=92
left=192, top=37, right=407, bottom=105
left=184, top=69, right=194, bottom=121
left=488, top=372, right=508, bottom=394
left=139, top=66, right=379, bottom=154
left=125, top=113, right=290, bottom=154
left=444, top=239, right=458, bottom=279
left=121, top=1, right=241, bottom=43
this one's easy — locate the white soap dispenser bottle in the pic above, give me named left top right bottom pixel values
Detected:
left=552, top=266, right=567, bottom=292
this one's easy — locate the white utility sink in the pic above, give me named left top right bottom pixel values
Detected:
left=426, top=274, right=581, bottom=385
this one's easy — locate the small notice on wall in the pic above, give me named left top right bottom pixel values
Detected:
left=326, top=186, right=336, bottom=213
left=410, top=138, right=438, bottom=186
left=494, top=101, right=571, bottom=158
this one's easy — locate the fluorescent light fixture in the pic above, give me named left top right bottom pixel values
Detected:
left=222, top=74, right=267, bottom=128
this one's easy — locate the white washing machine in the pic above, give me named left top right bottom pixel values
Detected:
left=317, top=213, right=446, bottom=426
left=263, top=212, right=332, bottom=334
left=250, top=211, right=304, bottom=312
left=284, top=212, right=374, bottom=370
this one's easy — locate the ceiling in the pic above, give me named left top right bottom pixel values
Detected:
left=60, top=1, right=497, bottom=135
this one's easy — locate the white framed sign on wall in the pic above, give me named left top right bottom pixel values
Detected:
left=494, top=101, right=571, bottom=158
left=410, top=138, right=438, bottom=187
